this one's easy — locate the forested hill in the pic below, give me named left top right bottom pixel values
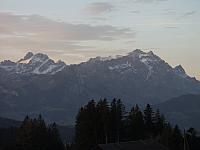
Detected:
left=1, top=99, right=200, bottom=150
left=74, top=99, right=200, bottom=150
left=0, top=117, right=75, bottom=143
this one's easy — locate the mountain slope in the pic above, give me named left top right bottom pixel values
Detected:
left=0, top=49, right=199, bottom=124
left=156, top=94, right=200, bottom=130
left=73, top=49, right=199, bottom=105
left=0, top=117, right=21, bottom=128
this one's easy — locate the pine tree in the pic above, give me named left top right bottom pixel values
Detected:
left=75, top=107, right=87, bottom=150
left=96, top=98, right=110, bottom=144
left=159, top=123, right=173, bottom=148
left=109, top=99, right=125, bottom=143
left=47, top=123, right=65, bottom=150
left=75, top=100, right=98, bottom=150
left=128, top=105, right=145, bottom=140
left=15, top=115, right=64, bottom=150
left=186, top=128, right=200, bottom=150
left=170, top=125, right=183, bottom=150
left=16, top=116, right=34, bottom=150
left=109, top=98, right=117, bottom=142
left=116, top=99, right=125, bottom=143
left=154, top=109, right=165, bottom=136
left=143, top=104, right=154, bottom=137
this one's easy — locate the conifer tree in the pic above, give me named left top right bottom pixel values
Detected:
left=75, top=100, right=98, bottom=150
left=47, top=123, right=65, bottom=150
left=96, top=98, right=110, bottom=144
left=154, top=109, right=165, bottom=136
left=144, top=104, right=154, bottom=137
left=109, top=98, right=118, bottom=142
left=186, top=128, right=199, bottom=150
left=116, top=99, right=125, bottom=143
left=159, top=123, right=173, bottom=148
left=15, top=115, right=64, bottom=150
left=128, top=105, right=145, bottom=140
left=75, top=107, right=87, bottom=150
left=109, top=99, right=125, bottom=143
left=170, top=125, right=183, bottom=150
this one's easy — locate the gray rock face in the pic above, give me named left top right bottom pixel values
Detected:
left=174, top=65, right=188, bottom=78
left=0, top=49, right=200, bottom=124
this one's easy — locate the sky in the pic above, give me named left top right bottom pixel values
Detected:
left=0, top=0, right=199, bottom=79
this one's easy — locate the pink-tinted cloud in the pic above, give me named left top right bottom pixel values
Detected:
left=132, top=0, right=168, bottom=3
left=0, top=12, right=135, bottom=51
left=84, top=2, right=114, bottom=15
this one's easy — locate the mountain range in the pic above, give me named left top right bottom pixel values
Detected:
left=0, top=52, right=66, bottom=75
left=0, top=49, right=200, bottom=126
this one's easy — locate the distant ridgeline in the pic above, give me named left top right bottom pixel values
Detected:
left=1, top=99, right=199, bottom=150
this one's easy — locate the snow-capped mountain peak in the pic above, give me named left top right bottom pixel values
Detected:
left=106, top=49, right=188, bottom=81
left=18, top=52, right=34, bottom=63
left=128, top=49, right=144, bottom=55
left=0, top=52, right=66, bottom=75
left=88, top=56, right=114, bottom=63
left=29, top=53, right=49, bottom=63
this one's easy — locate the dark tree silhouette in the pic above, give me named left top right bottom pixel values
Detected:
left=96, top=99, right=110, bottom=144
left=170, top=125, right=183, bottom=150
left=128, top=105, right=145, bottom=140
left=144, top=104, right=154, bottom=137
left=75, top=100, right=98, bottom=150
left=15, top=115, right=64, bottom=150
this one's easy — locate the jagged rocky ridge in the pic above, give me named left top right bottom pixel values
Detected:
left=0, top=49, right=199, bottom=124
left=0, top=52, right=66, bottom=75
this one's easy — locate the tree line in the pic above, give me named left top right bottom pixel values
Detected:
left=0, top=115, right=65, bottom=150
left=0, top=98, right=200, bottom=150
left=73, top=98, right=200, bottom=150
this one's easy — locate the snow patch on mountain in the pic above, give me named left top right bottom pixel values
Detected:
left=32, top=58, right=50, bottom=74
left=0, top=49, right=193, bottom=80
left=51, top=65, right=66, bottom=75
left=0, top=52, right=66, bottom=75
left=140, top=58, right=153, bottom=80
left=136, top=51, right=156, bottom=80
left=109, top=61, right=132, bottom=70
left=89, top=56, right=114, bottom=63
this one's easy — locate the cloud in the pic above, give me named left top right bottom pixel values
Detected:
left=0, top=12, right=135, bottom=52
left=133, top=0, right=167, bottom=3
left=84, top=2, right=114, bottom=15
left=130, top=10, right=140, bottom=14
left=163, top=9, right=197, bottom=21
left=175, top=11, right=197, bottom=20
left=182, top=11, right=196, bottom=18
left=163, top=9, right=177, bottom=15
